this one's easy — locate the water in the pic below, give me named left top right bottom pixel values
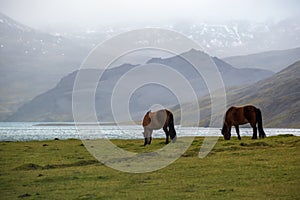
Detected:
left=0, top=122, right=299, bottom=141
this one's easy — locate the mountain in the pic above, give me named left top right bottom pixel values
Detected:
left=0, top=13, right=88, bottom=120
left=57, top=18, right=300, bottom=58
left=223, top=47, right=300, bottom=72
left=172, top=18, right=300, bottom=57
left=147, top=50, right=273, bottom=89
left=177, top=60, right=300, bottom=128
left=6, top=49, right=274, bottom=122
left=2, top=12, right=299, bottom=121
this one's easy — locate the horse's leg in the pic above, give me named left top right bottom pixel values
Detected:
left=228, top=125, right=232, bottom=140
left=143, top=130, right=147, bottom=146
left=149, top=130, right=153, bottom=144
left=235, top=125, right=241, bottom=140
left=163, top=125, right=169, bottom=144
left=251, top=123, right=257, bottom=139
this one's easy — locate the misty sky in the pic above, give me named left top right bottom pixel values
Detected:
left=0, top=0, right=299, bottom=29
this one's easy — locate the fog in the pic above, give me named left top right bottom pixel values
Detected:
left=0, top=0, right=299, bottom=29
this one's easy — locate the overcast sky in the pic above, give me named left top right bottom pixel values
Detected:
left=0, top=0, right=299, bottom=28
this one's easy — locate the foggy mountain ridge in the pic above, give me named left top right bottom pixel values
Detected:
left=55, top=17, right=300, bottom=58
left=0, top=12, right=89, bottom=120
left=6, top=49, right=274, bottom=122
left=1, top=12, right=299, bottom=121
left=223, top=47, right=300, bottom=72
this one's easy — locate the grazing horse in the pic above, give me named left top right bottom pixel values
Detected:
left=221, top=105, right=266, bottom=140
left=142, top=109, right=177, bottom=146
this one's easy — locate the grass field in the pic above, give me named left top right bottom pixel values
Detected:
left=0, top=135, right=299, bottom=199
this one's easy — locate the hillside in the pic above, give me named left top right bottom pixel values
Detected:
left=223, top=47, right=300, bottom=72
left=0, top=13, right=88, bottom=120
left=182, top=60, right=300, bottom=128
left=147, top=49, right=273, bottom=87
left=6, top=49, right=273, bottom=122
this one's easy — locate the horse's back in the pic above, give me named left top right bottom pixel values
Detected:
left=225, top=106, right=240, bottom=118
left=142, top=109, right=168, bottom=130
left=227, top=105, right=257, bottom=114
left=225, top=105, right=257, bottom=125
left=243, top=105, right=258, bottom=124
left=243, top=105, right=257, bottom=115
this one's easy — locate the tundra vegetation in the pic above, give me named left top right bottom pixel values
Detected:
left=0, top=135, right=299, bottom=199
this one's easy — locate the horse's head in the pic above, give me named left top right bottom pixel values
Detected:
left=143, top=129, right=152, bottom=146
left=221, top=122, right=231, bottom=140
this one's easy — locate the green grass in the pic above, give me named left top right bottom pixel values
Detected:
left=0, top=135, right=299, bottom=199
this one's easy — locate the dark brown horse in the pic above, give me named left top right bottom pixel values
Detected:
left=142, top=109, right=177, bottom=146
left=221, top=105, right=266, bottom=140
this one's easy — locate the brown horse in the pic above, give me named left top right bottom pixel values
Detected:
left=221, top=105, right=266, bottom=140
left=142, top=109, right=177, bottom=146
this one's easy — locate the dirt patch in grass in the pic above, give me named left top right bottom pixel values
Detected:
left=240, top=141, right=271, bottom=147
left=14, top=160, right=99, bottom=171
left=14, top=163, right=43, bottom=170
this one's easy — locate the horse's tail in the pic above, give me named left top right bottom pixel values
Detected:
left=168, top=112, right=175, bottom=131
left=256, top=108, right=266, bottom=138
left=167, top=110, right=176, bottom=141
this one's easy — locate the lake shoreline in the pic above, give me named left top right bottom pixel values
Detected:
left=0, top=134, right=298, bottom=143
left=1, top=122, right=300, bottom=141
